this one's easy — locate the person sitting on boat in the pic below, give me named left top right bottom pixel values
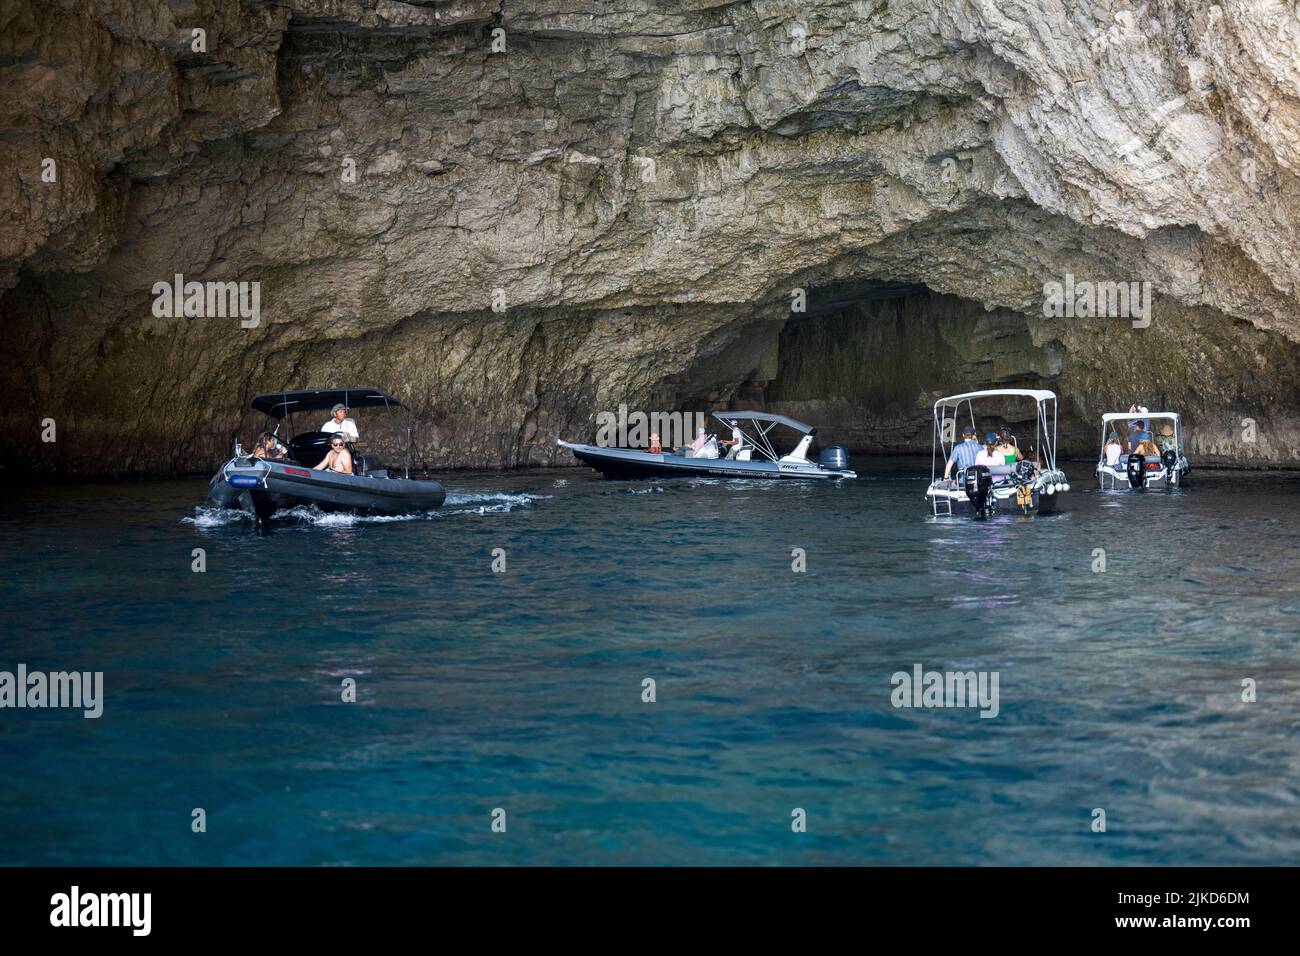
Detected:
left=1126, top=420, right=1145, bottom=452
left=1104, top=433, right=1123, bottom=467
left=1134, top=432, right=1161, bottom=457
left=321, top=403, right=360, bottom=441
left=314, top=434, right=354, bottom=474
left=648, top=433, right=663, bottom=454
left=687, top=427, right=710, bottom=456
left=250, top=431, right=288, bottom=460
left=719, top=420, right=745, bottom=459
left=974, top=432, right=1008, bottom=482
left=942, top=424, right=981, bottom=483
left=1157, top=423, right=1177, bottom=453
left=994, top=428, right=1022, bottom=465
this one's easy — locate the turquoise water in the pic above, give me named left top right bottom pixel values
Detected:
left=2, top=460, right=1298, bottom=865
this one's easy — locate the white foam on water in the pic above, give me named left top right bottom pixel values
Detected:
left=441, top=491, right=550, bottom=515
left=276, top=505, right=418, bottom=526
left=184, top=506, right=254, bottom=528
left=186, top=491, right=549, bottom=528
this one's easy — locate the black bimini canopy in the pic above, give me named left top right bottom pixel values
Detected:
left=250, top=388, right=407, bottom=419
left=711, top=410, right=813, bottom=434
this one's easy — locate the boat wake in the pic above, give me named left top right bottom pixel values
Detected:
left=440, top=491, right=550, bottom=515
left=184, top=506, right=255, bottom=528
left=185, top=491, right=548, bottom=528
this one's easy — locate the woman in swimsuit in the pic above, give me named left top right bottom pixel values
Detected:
left=994, top=429, right=1022, bottom=466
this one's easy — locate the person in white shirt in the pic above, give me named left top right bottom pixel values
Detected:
left=719, top=420, right=745, bottom=458
left=974, top=433, right=1000, bottom=468
left=974, top=433, right=1007, bottom=482
left=1104, top=433, right=1123, bottom=467
left=321, top=403, right=359, bottom=440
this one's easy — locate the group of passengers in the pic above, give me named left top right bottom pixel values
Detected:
left=941, top=424, right=1027, bottom=484
left=679, top=421, right=747, bottom=459
left=248, top=403, right=360, bottom=475
left=1102, top=405, right=1176, bottom=467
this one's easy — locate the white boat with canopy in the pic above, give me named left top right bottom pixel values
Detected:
left=925, top=388, right=1070, bottom=517
left=560, top=410, right=855, bottom=480
left=1096, top=411, right=1190, bottom=489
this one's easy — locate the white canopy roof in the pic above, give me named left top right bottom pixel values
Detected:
left=1101, top=411, right=1180, bottom=423
left=935, top=388, right=1057, bottom=408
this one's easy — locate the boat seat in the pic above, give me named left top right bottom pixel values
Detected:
left=286, top=432, right=377, bottom=472
left=287, top=431, right=334, bottom=468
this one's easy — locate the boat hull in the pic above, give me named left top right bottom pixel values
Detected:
left=1097, top=462, right=1189, bottom=490
left=208, top=458, right=446, bottom=522
left=926, top=470, right=1068, bottom=518
left=561, top=442, right=855, bottom=480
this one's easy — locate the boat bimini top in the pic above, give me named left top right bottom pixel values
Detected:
left=245, top=386, right=418, bottom=478
left=931, top=388, right=1059, bottom=480
left=712, top=410, right=815, bottom=462
left=933, top=388, right=1058, bottom=407
left=250, top=387, right=407, bottom=417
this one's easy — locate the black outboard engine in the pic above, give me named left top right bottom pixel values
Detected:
left=818, top=444, right=849, bottom=471
left=1161, top=448, right=1177, bottom=475
left=1125, top=452, right=1146, bottom=489
left=963, top=465, right=994, bottom=517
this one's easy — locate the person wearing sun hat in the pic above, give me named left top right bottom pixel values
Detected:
left=1157, top=421, right=1177, bottom=453
left=320, top=402, right=360, bottom=440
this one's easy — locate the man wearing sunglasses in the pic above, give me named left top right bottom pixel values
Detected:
left=313, top=434, right=354, bottom=474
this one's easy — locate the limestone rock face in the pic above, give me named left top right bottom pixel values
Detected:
left=1, top=0, right=1298, bottom=475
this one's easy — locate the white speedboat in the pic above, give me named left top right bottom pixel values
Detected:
left=560, top=411, right=855, bottom=480
left=925, top=389, right=1070, bottom=518
left=1096, top=412, right=1190, bottom=489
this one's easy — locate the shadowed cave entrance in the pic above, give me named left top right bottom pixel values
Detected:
left=657, top=285, right=1075, bottom=458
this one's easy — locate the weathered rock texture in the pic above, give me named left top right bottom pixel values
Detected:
left=1, top=0, right=1298, bottom=474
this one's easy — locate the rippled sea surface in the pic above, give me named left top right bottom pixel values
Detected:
left=2, top=459, right=1298, bottom=866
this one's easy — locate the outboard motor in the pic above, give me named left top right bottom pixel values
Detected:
left=1164, top=447, right=1185, bottom=486
left=1125, top=452, right=1146, bottom=489
left=963, top=464, right=994, bottom=517
left=818, top=444, right=849, bottom=471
